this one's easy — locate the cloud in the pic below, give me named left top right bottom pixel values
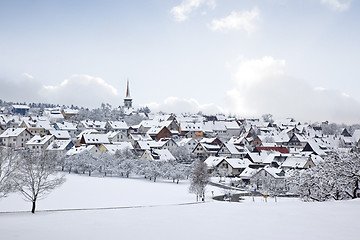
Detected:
left=145, top=97, right=224, bottom=115
left=226, top=56, right=360, bottom=124
left=208, top=7, right=260, bottom=34
left=171, top=0, right=215, bottom=22
left=39, top=74, right=121, bottom=108
left=321, top=0, right=351, bottom=11
left=0, top=74, right=43, bottom=103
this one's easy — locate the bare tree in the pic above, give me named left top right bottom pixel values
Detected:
left=15, top=150, right=66, bottom=213
left=0, top=147, right=19, bottom=198
left=189, top=160, right=209, bottom=202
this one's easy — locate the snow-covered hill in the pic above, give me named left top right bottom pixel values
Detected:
left=0, top=174, right=359, bottom=240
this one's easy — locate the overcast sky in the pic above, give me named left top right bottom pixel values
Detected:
left=0, top=0, right=359, bottom=124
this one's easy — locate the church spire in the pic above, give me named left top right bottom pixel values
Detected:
left=126, top=79, right=130, bottom=98
left=124, top=79, right=133, bottom=109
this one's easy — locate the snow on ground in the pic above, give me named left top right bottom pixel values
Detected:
left=0, top=174, right=359, bottom=240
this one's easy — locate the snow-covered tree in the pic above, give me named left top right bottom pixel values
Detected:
left=14, top=150, right=66, bottom=213
left=289, top=151, right=360, bottom=201
left=170, top=146, right=194, bottom=163
left=115, top=148, right=137, bottom=178
left=0, top=147, right=19, bottom=198
left=99, top=152, right=115, bottom=177
left=189, top=160, right=209, bottom=202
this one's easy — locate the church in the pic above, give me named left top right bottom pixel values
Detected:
left=123, top=80, right=135, bottom=115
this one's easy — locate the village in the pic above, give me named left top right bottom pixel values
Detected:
left=1, top=83, right=360, bottom=195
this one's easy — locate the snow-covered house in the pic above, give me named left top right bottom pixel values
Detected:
left=11, top=105, right=30, bottom=115
left=107, top=131, right=128, bottom=143
left=215, top=158, right=252, bottom=176
left=239, top=167, right=259, bottom=184
left=147, top=126, right=171, bottom=141
left=204, top=156, right=224, bottom=171
left=285, top=133, right=308, bottom=149
left=156, top=138, right=178, bottom=151
left=99, top=143, right=134, bottom=154
left=217, top=143, right=248, bottom=158
left=250, top=166, right=287, bottom=191
left=177, top=138, right=198, bottom=153
left=302, top=140, right=327, bottom=156
left=105, top=121, right=128, bottom=134
left=43, top=108, right=64, bottom=123
left=61, top=109, right=79, bottom=120
left=66, top=145, right=100, bottom=157
left=78, top=120, right=107, bottom=133
left=49, top=130, right=71, bottom=140
left=54, top=122, right=78, bottom=138
left=19, top=116, right=53, bottom=136
left=192, top=142, right=221, bottom=160
left=280, top=155, right=315, bottom=170
left=179, top=122, right=203, bottom=138
left=80, top=134, right=110, bottom=146
left=140, top=149, right=176, bottom=161
left=26, top=135, right=55, bottom=152
left=0, top=128, right=32, bottom=148
left=46, top=139, right=74, bottom=155
left=128, top=133, right=152, bottom=146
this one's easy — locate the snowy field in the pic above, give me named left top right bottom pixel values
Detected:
left=0, top=174, right=359, bottom=240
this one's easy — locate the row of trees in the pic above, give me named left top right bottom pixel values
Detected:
left=289, top=151, right=360, bottom=201
left=60, top=148, right=193, bottom=184
left=0, top=147, right=65, bottom=213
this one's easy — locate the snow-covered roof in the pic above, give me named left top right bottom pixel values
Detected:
left=281, top=156, right=309, bottom=169
left=12, top=105, right=30, bottom=109
left=49, top=130, right=71, bottom=139
left=82, top=134, right=110, bottom=144
left=180, top=122, right=203, bottom=131
left=107, top=121, right=128, bottom=130
left=0, top=128, right=27, bottom=138
left=262, top=166, right=286, bottom=179
left=223, top=143, right=247, bottom=155
left=129, top=133, right=152, bottom=141
left=80, top=120, right=106, bottom=130
left=77, top=129, right=99, bottom=139
left=56, top=122, right=77, bottom=131
left=177, top=138, right=196, bottom=146
left=21, top=117, right=52, bottom=130
left=102, top=143, right=134, bottom=154
left=303, top=140, right=327, bottom=156
left=145, top=149, right=176, bottom=161
left=204, top=156, right=225, bottom=168
left=66, top=145, right=97, bottom=156
left=147, top=125, right=166, bottom=135
left=46, top=139, right=72, bottom=151
left=26, top=135, right=54, bottom=145
left=225, top=158, right=252, bottom=169
left=224, top=121, right=241, bottom=130
left=240, top=167, right=259, bottom=179
left=246, top=152, right=269, bottom=164
left=352, top=129, right=360, bottom=143
left=62, top=109, right=79, bottom=115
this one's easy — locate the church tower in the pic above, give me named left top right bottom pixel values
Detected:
left=124, top=80, right=133, bottom=109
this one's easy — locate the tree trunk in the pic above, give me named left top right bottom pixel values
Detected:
left=352, top=178, right=359, bottom=199
left=31, top=200, right=36, bottom=214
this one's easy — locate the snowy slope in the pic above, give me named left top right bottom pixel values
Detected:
left=0, top=174, right=359, bottom=240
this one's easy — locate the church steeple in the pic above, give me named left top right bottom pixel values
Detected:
left=125, top=79, right=130, bottom=99
left=124, top=79, right=133, bottom=109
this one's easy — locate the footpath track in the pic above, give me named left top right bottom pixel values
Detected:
left=0, top=202, right=203, bottom=215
